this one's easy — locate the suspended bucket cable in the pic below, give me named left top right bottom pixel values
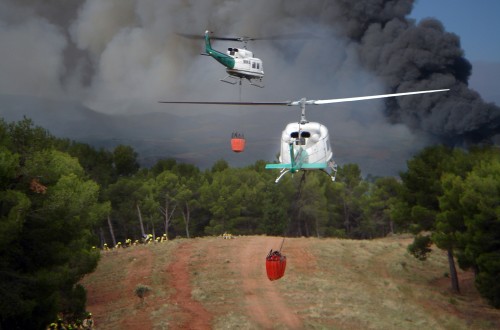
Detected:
left=264, top=172, right=307, bottom=281
left=227, top=79, right=251, bottom=153
left=230, top=82, right=245, bottom=153
left=231, top=132, right=246, bottom=152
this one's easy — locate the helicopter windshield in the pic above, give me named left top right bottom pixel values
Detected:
left=291, top=131, right=310, bottom=145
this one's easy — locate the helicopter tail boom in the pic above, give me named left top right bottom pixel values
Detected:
left=204, top=30, right=236, bottom=69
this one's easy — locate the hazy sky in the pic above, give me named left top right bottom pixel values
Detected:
left=410, top=0, right=500, bottom=62
left=410, top=1, right=500, bottom=105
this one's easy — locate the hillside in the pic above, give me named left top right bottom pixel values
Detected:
left=81, top=236, right=500, bottom=329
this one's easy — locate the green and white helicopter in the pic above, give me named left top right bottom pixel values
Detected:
left=180, top=30, right=265, bottom=87
left=159, top=88, right=449, bottom=183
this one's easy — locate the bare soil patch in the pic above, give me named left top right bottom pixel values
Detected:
left=82, top=236, right=500, bottom=329
left=166, top=240, right=212, bottom=329
left=239, top=236, right=303, bottom=329
left=84, top=246, right=155, bottom=329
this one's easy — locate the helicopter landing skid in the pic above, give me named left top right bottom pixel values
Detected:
left=317, top=161, right=338, bottom=182
left=274, top=160, right=337, bottom=183
left=328, top=160, right=338, bottom=182
left=248, top=79, right=264, bottom=88
left=220, top=75, right=264, bottom=88
left=274, top=168, right=290, bottom=183
left=221, top=75, right=240, bottom=85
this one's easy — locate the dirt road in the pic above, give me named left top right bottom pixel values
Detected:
left=239, top=236, right=303, bottom=329
left=167, top=236, right=305, bottom=329
left=85, top=236, right=310, bottom=329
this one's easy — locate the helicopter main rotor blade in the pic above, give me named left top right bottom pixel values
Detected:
left=212, top=36, right=251, bottom=42
left=159, top=89, right=450, bottom=107
left=176, top=33, right=205, bottom=40
left=158, top=101, right=290, bottom=106
left=176, top=32, right=252, bottom=42
left=306, top=89, right=449, bottom=105
left=208, top=33, right=315, bottom=42
left=251, top=32, right=319, bottom=41
left=177, top=32, right=313, bottom=42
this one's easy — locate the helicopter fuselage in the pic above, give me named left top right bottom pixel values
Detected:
left=279, top=121, right=333, bottom=170
left=204, top=31, right=264, bottom=85
left=225, top=48, right=264, bottom=80
left=266, top=120, right=337, bottom=182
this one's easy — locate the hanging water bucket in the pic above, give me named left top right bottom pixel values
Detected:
left=266, top=250, right=287, bottom=281
left=231, top=132, right=246, bottom=152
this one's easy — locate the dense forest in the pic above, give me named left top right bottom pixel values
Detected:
left=1, top=117, right=500, bottom=328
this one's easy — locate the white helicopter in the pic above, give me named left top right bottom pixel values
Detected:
left=180, top=30, right=265, bottom=87
left=159, top=88, right=449, bottom=183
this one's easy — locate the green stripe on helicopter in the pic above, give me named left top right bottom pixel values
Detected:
left=205, top=32, right=235, bottom=69
left=265, top=162, right=327, bottom=170
left=290, top=145, right=307, bottom=173
left=301, top=163, right=328, bottom=169
left=265, top=163, right=292, bottom=169
left=265, top=145, right=327, bottom=172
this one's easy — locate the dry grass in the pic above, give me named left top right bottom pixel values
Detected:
left=82, top=235, right=500, bottom=330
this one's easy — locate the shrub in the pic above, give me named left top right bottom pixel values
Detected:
left=134, top=284, right=152, bottom=305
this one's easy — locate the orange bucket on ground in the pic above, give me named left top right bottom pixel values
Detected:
left=266, top=250, right=287, bottom=281
left=231, top=132, right=245, bottom=152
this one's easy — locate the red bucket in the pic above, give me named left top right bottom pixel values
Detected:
left=231, top=132, right=246, bottom=152
left=266, top=250, right=287, bottom=281
left=231, top=138, right=246, bottom=152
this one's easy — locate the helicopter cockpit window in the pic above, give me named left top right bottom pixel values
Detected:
left=228, top=48, right=235, bottom=56
left=290, top=131, right=307, bottom=145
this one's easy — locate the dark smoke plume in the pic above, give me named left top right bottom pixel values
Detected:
left=329, top=0, right=500, bottom=144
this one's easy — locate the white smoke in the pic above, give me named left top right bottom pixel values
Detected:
left=70, top=0, right=136, bottom=56
left=0, top=0, right=392, bottom=110
left=0, top=0, right=445, bottom=175
left=64, top=0, right=391, bottom=112
left=0, top=7, right=66, bottom=98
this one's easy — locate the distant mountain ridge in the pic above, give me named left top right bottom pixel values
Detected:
left=0, top=94, right=120, bottom=139
left=0, top=94, right=280, bottom=169
left=0, top=94, right=412, bottom=175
